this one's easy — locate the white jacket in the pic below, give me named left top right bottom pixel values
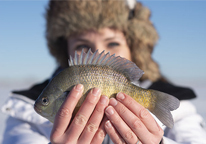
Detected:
left=1, top=82, right=206, bottom=144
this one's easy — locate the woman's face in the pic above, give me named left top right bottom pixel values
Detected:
left=67, top=28, right=132, bottom=61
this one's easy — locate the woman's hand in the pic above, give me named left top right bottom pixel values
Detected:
left=50, top=84, right=109, bottom=144
left=104, top=92, right=164, bottom=144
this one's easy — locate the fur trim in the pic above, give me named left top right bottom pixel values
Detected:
left=46, top=0, right=160, bottom=81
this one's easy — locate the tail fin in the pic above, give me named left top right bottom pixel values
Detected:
left=150, top=90, right=180, bottom=128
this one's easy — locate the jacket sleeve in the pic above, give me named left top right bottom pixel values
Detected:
left=1, top=96, right=53, bottom=144
left=2, top=116, right=50, bottom=144
left=161, top=100, right=206, bottom=144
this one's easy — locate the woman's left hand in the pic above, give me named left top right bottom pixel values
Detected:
left=104, top=92, right=164, bottom=144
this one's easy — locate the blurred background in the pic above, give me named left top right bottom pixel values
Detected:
left=0, top=0, right=205, bottom=143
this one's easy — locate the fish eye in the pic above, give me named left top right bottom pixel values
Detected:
left=41, top=97, right=49, bottom=105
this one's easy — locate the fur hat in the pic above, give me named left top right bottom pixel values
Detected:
left=46, top=0, right=161, bottom=81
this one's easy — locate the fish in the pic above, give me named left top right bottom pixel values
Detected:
left=34, top=49, right=180, bottom=128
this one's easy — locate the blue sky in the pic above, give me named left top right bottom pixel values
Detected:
left=0, top=0, right=206, bottom=83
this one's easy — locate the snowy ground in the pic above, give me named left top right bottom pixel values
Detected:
left=0, top=79, right=205, bottom=143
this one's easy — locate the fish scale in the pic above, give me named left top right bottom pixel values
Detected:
left=79, top=65, right=124, bottom=96
left=34, top=49, right=180, bottom=128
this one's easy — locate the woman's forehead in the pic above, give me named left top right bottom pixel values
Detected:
left=70, top=28, right=125, bottom=41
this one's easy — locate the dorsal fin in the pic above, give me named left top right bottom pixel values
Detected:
left=68, top=49, right=144, bottom=83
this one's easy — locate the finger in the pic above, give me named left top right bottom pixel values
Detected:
left=50, top=84, right=84, bottom=142
left=105, top=120, right=126, bottom=144
left=65, top=87, right=101, bottom=142
left=105, top=105, right=138, bottom=144
left=79, top=95, right=109, bottom=143
left=116, top=92, right=163, bottom=135
left=91, top=116, right=108, bottom=144
left=110, top=98, right=151, bottom=143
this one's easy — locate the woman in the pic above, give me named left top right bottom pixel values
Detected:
left=2, top=0, right=206, bottom=144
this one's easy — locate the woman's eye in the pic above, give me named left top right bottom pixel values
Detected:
left=75, top=45, right=90, bottom=51
left=108, top=42, right=120, bottom=48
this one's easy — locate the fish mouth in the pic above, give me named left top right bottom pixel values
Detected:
left=34, top=104, right=42, bottom=114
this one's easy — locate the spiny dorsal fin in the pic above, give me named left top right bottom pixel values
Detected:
left=68, top=49, right=144, bottom=83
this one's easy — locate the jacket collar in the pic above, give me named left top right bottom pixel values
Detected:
left=12, top=67, right=63, bottom=101
left=148, top=80, right=196, bottom=100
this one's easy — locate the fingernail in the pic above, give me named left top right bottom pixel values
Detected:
left=110, top=98, right=117, bottom=106
left=75, top=84, right=83, bottom=91
left=100, top=95, right=108, bottom=105
left=92, top=88, right=101, bottom=96
left=140, top=109, right=149, bottom=119
left=105, top=120, right=112, bottom=128
left=106, top=106, right=114, bottom=116
left=117, top=92, right=125, bottom=100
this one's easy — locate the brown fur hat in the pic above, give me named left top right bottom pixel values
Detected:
left=46, top=0, right=161, bottom=81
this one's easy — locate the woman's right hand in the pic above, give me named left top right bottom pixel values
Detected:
left=50, top=84, right=109, bottom=144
